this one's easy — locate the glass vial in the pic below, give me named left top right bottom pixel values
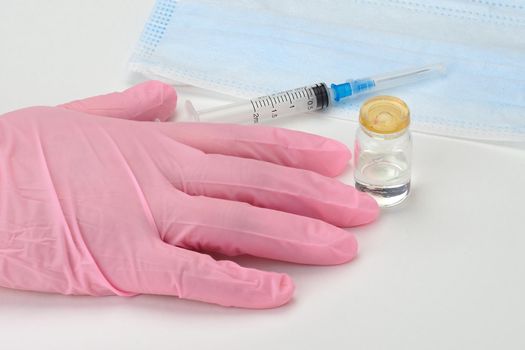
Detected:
left=354, top=96, right=412, bottom=207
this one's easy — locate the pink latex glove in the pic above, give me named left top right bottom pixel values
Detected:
left=0, top=81, right=379, bottom=309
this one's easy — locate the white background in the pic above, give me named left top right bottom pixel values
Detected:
left=1, top=1, right=524, bottom=349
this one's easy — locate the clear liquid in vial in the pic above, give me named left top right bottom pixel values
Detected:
left=354, top=150, right=410, bottom=207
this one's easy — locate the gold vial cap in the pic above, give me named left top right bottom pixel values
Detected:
left=359, top=96, right=410, bottom=134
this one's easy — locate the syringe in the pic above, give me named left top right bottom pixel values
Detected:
left=185, top=64, right=446, bottom=124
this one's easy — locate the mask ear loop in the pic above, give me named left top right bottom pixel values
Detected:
left=184, top=100, right=201, bottom=122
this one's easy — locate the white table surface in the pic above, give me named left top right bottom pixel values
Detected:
left=1, top=1, right=524, bottom=349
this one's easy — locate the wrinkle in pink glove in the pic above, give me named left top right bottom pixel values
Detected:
left=0, top=81, right=378, bottom=308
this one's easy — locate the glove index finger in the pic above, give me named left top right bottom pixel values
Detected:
left=58, top=81, right=177, bottom=122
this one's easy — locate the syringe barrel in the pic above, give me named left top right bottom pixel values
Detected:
left=193, top=101, right=255, bottom=123
left=191, top=83, right=330, bottom=124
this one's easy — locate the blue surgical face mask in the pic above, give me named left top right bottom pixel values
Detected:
left=130, top=0, right=525, bottom=143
